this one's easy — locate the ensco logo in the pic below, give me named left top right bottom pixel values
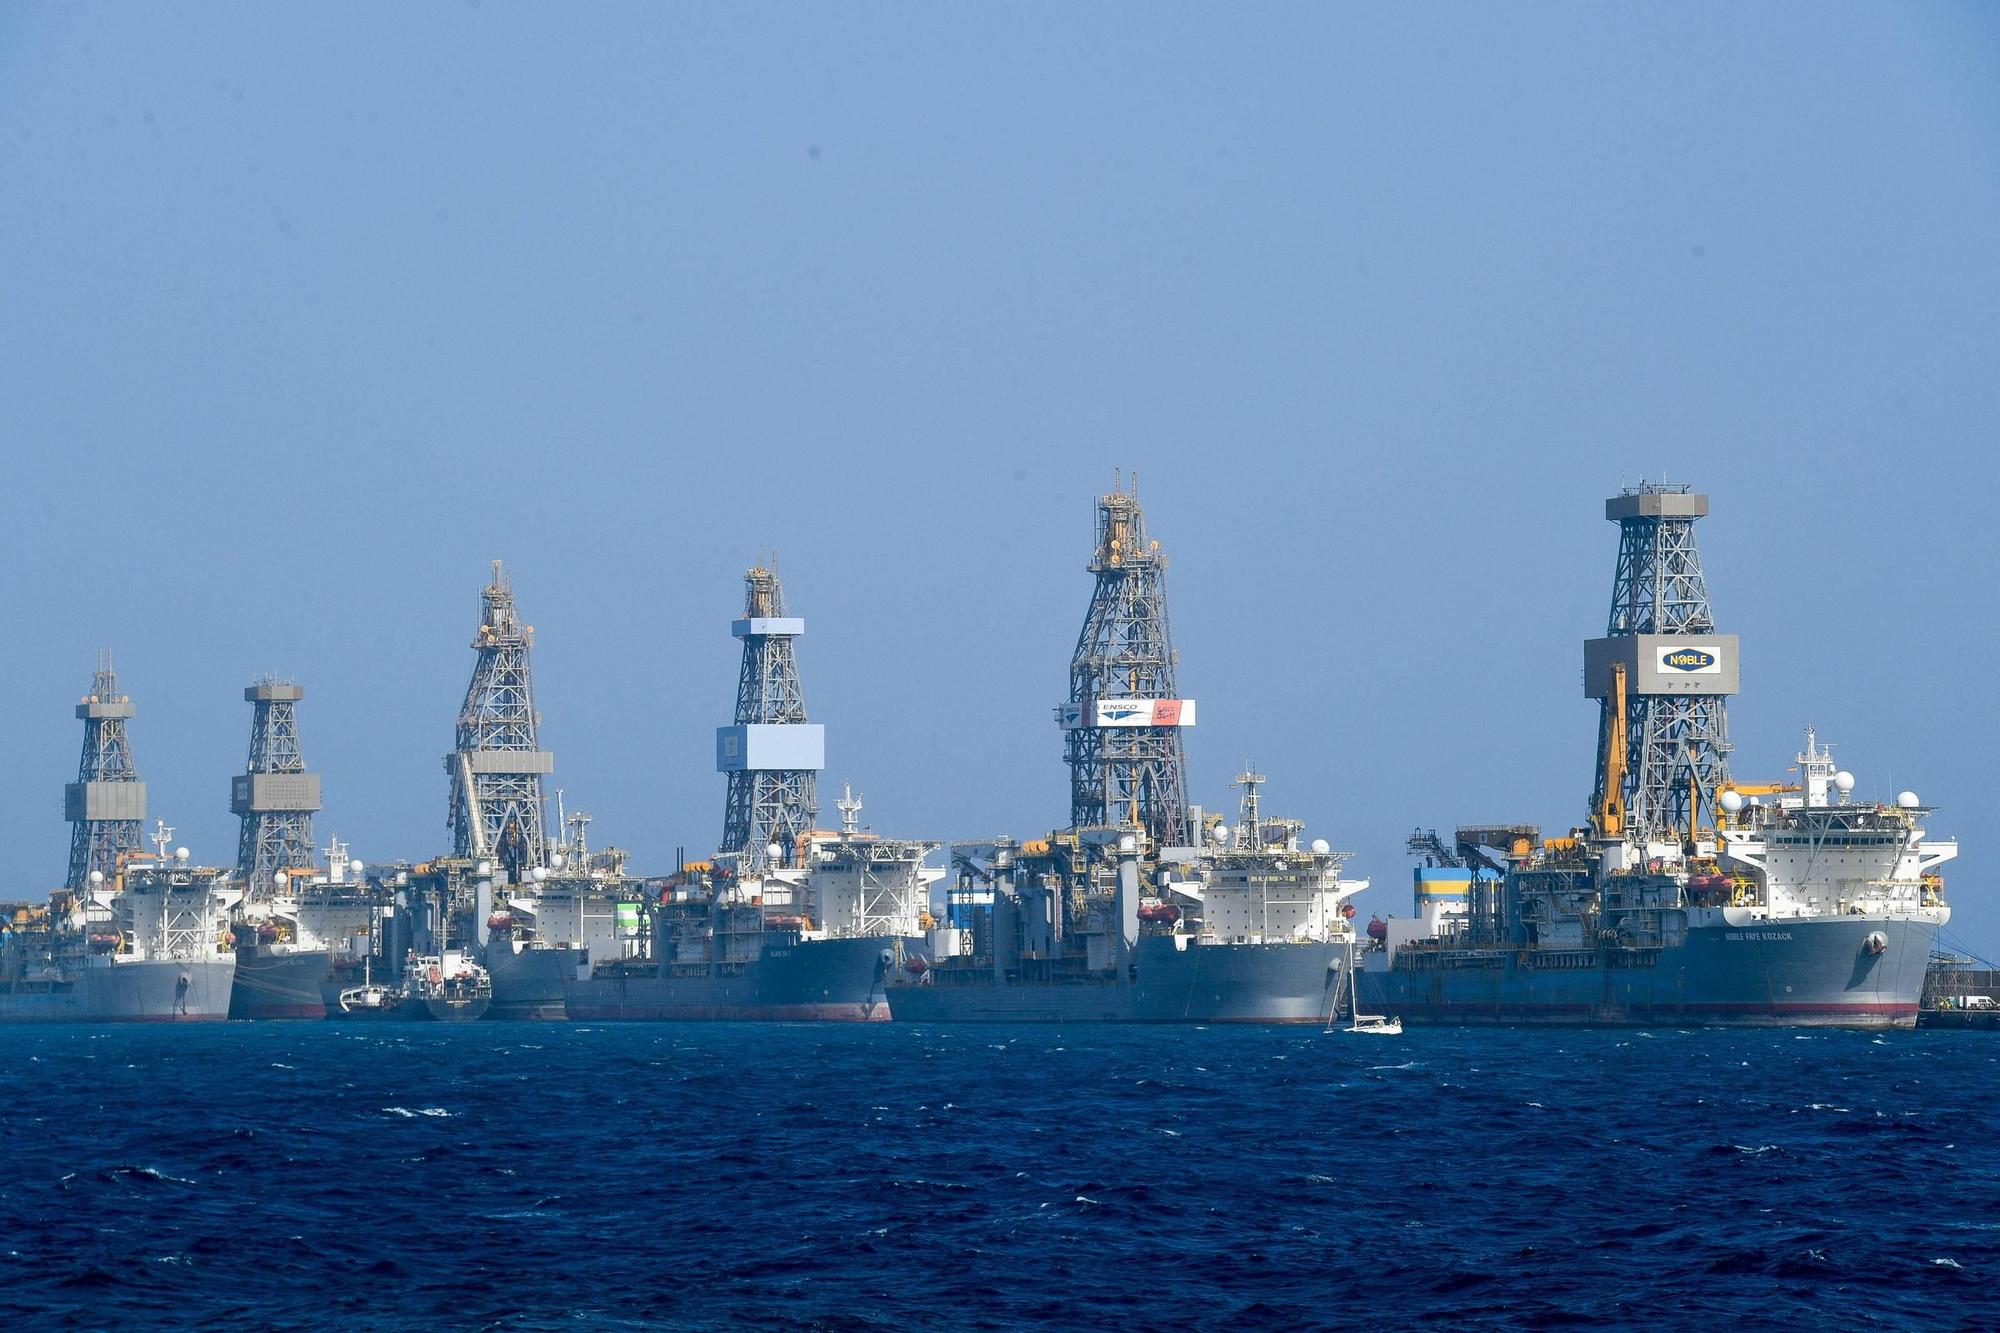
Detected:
left=1661, top=648, right=1717, bottom=671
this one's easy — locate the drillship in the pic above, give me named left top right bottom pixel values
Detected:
left=481, top=812, right=631, bottom=1020
left=1359, top=483, right=1955, bottom=1027
left=563, top=563, right=944, bottom=1020
left=889, top=771, right=1365, bottom=1023
left=224, top=678, right=375, bottom=1019
left=888, top=481, right=1370, bottom=1024
left=231, top=839, right=381, bottom=1019
left=565, top=792, right=941, bottom=1020
left=1, top=824, right=240, bottom=1022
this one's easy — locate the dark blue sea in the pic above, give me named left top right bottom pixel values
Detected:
left=1, top=1024, right=1994, bottom=1330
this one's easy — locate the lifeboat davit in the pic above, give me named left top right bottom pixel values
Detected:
left=1340, top=902, right=1358, bottom=920
left=1137, top=903, right=1181, bottom=924
left=87, top=933, right=120, bottom=954
left=1366, top=915, right=1388, bottom=942
left=486, top=913, right=515, bottom=931
left=903, top=956, right=929, bottom=975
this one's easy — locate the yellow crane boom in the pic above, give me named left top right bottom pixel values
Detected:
left=1591, top=661, right=1627, bottom=839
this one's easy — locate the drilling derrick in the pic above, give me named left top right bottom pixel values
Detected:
left=717, top=564, right=824, bottom=868
left=232, top=679, right=322, bottom=890
left=447, top=561, right=553, bottom=880
left=1584, top=483, right=1737, bottom=844
left=64, top=658, right=147, bottom=890
left=1059, top=482, right=1195, bottom=847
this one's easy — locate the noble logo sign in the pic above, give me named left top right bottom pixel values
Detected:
left=1657, top=644, right=1721, bottom=674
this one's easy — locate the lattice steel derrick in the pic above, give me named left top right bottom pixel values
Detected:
left=447, top=561, right=551, bottom=876
left=719, top=565, right=822, bottom=866
left=1588, top=484, right=1735, bottom=843
left=233, top=679, right=321, bottom=890
left=1061, top=483, right=1192, bottom=846
left=65, top=660, right=146, bottom=890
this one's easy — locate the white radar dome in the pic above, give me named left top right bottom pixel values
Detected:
left=273, top=872, right=288, bottom=888
left=1310, top=838, right=1331, bottom=855
left=174, top=847, right=190, bottom=863
left=1212, top=824, right=1231, bottom=845
left=88, top=870, right=105, bottom=885
left=550, top=854, right=566, bottom=870
left=1834, top=771, right=1856, bottom=793
left=532, top=866, right=548, bottom=882
left=766, top=842, right=784, bottom=862
left=350, top=861, right=365, bottom=877
left=1719, top=790, right=1745, bottom=815
left=1896, top=791, right=1921, bottom=809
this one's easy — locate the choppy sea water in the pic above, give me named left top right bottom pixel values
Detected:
left=0, top=1023, right=1995, bottom=1331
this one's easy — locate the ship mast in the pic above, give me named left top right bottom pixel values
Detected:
left=717, top=560, right=824, bottom=869
left=65, top=654, right=146, bottom=890
left=447, top=561, right=554, bottom=881
left=233, top=678, right=322, bottom=894
left=1585, top=482, right=1737, bottom=846
left=1059, top=477, right=1196, bottom=847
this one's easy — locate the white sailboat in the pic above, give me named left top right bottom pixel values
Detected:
left=1327, top=934, right=1401, bottom=1035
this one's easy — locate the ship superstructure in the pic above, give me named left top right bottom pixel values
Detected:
left=1363, top=484, right=1953, bottom=1027
left=1714, top=729, right=1955, bottom=926
left=2, top=821, right=239, bottom=1022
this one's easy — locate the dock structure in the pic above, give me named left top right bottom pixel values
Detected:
left=64, top=657, right=146, bottom=890
left=717, top=562, right=823, bottom=869
left=1058, top=479, right=1195, bottom=848
left=447, top=561, right=553, bottom=881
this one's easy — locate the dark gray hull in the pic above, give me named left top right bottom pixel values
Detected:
left=228, top=945, right=330, bottom=1020
left=486, top=943, right=585, bottom=1020
left=888, top=939, right=1346, bottom=1024
left=1359, top=917, right=1936, bottom=1028
left=565, top=936, right=905, bottom=1021
left=0, top=958, right=237, bottom=1023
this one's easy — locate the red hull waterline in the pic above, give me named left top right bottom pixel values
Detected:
left=567, top=1003, right=891, bottom=1022
left=1395, top=1002, right=1920, bottom=1027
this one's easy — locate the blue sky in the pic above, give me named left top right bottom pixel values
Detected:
left=2, top=4, right=1995, bottom=949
